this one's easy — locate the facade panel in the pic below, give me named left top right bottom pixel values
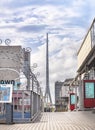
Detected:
left=78, top=31, right=91, bottom=69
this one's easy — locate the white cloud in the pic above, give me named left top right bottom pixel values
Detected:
left=0, top=0, right=94, bottom=103
left=30, top=35, right=80, bottom=102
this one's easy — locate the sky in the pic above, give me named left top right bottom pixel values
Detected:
left=0, top=0, right=95, bottom=103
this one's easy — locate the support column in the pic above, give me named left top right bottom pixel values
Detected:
left=37, top=94, right=38, bottom=113
left=22, top=91, right=24, bottom=119
left=27, top=75, right=30, bottom=90
left=38, top=95, right=40, bottom=112
left=36, top=94, right=37, bottom=114
left=75, top=85, right=77, bottom=110
left=31, top=77, right=34, bottom=117
left=90, top=67, right=95, bottom=79
left=33, top=93, right=37, bottom=115
left=79, top=75, right=84, bottom=110
left=37, top=86, right=39, bottom=113
left=30, top=91, right=33, bottom=118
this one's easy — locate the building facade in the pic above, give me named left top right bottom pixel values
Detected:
left=0, top=45, right=42, bottom=123
left=55, top=79, right=74, bottom=112
left=55, top=81, right=64, bottom=111
left=74, top=18, right=95, bottom=110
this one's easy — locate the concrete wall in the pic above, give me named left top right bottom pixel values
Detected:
left=0, top=46, right=24, bottom=80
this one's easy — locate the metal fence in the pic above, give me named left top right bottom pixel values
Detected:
left=0, top=46, right=43, bottom=124
left=0, top=89, right=42, bottom=124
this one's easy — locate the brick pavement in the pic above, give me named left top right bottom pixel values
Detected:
left=0, top=111, right=95, bottom=130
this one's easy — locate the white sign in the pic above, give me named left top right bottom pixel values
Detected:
left=0, top=84, right=12, bottom=103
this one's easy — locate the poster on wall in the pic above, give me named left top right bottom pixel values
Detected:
left=0, top=84, right=12, bottom=103
left=71, top=95, right=76, bottom=104
left=85, top=82, right=94, bottom=98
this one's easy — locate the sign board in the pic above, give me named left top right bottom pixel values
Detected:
left=70, top=93, right=75, bottom=111
left=0, top=84, right=12, bottom=103
left=85, top=82, right=94, bottom=98
left=71, top=95, right=76, bottom=104
left=84, top=80, right=95, bottom=108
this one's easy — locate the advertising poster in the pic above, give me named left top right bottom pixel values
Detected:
left=85, top=82, right=94, bottom=98
left=71, top=95, right=76, bottom=104
left=0, top=84, right=12, bottom=103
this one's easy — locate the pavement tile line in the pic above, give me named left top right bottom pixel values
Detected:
left=0, top=112, right=95, bottom=130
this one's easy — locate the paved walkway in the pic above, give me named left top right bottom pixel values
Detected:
left=0, top=111, right=95, bottom=130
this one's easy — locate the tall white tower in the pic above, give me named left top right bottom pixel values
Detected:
left=45, top=33, right=52, bottom=104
